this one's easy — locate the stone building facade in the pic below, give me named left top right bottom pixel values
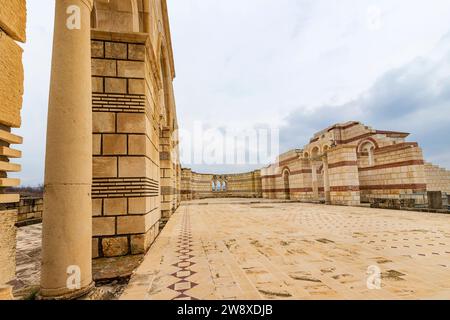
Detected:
left=181, top=169, right=262, bottom=200
left=261, top=121, right=450, bottom=206
left=90, top=0, right=181, bottom=258
left=0, top=0, right=26, bottom=298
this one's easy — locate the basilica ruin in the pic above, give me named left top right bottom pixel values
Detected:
left=1, top=0, right=450, bottom=300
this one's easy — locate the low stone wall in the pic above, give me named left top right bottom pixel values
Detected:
left=181, top=169, right=262, bottom=200
left=3, top=197, right=43, bottom=226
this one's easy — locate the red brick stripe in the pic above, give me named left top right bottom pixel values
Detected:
left=330, top=186, right=360, bottom=192
left=328, top=161, right=358, bottom=169
left=359, top=184, right=427, bottom=191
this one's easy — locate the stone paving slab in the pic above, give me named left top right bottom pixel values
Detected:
left=121, top=199, right=450, bottom=300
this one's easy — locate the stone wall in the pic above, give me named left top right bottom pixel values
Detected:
left=0, top=0, right=26, bottom=289
left=358, top=143, right=427, bottom=204
left=327, top=145, right=360, bottom=206
left=91, top=32, right=161, bottom=258
left=90, top=0, right=180, bottom=258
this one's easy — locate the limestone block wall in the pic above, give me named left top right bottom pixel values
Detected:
left=6, top=197, right=43, bottom=223
left=91, top=31, right=161, bottom=258
left=180, top=170, right=262, bottom=199
left=181, top=168, right=193, bottom=201
left=358, top=143, right=427, bottom=204
left=425, top=163, right=450, bottom=194
left=0, top=0, right=26, bottom=287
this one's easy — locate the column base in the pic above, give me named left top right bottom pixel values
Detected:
left=37, top=281, right=94, bottom=301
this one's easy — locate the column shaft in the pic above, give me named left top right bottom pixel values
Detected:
left=323, top=157, right=331, bottom=204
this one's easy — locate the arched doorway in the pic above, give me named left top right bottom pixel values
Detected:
left=358, top=140, right=377, bottom=166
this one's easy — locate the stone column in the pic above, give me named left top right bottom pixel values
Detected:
left=311, top=162, right=319, bottom=200
left=143, top=0, right=151, bottom=34
left=40, top=0, right=94, bottom=299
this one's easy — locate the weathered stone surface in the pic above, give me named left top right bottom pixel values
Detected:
left=102, top=237, right=129, bottom=257
left=105, top=42, right=127, bottom=59
left=104, top=198, right=127, bottom=216
left=105, top=77, right=127, bottom=94
left=103, top=134, right=127, bottom=155
left=93, top=157, right=117, bottom=178
left=0, top=0, right=26, bottom=42
left=128, top=44, right=145, bottom=61
left=93, top=217, right=116, bottom=236
left=93, top=112, right=115, bottom=133
left=0, top=34, right=24, bottom=127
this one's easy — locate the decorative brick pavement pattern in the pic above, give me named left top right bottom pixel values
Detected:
left=168, top=211, right=199, bottom=300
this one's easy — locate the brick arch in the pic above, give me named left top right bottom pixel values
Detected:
left=357, top=137, right=379, bottom=153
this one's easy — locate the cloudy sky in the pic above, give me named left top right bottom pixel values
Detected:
left=14, top=0, right=450, bottom=185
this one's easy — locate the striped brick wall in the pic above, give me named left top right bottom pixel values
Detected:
left=327, top=145, right=361, bottom=206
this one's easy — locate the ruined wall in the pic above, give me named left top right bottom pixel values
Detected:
left=0, top=0, right=26, bottom=288
left=261, top=150, right=323, bottom=201
left=90, top=0, right=180, bottom=258
left=181, top=169, right=262, bottom=200
left=262, top=121, right=444, bottom=207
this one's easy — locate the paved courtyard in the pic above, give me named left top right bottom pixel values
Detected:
left=121, top=199, right=450, bottom=300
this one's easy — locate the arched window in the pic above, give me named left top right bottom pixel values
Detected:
left=359, top=141, right=376, bottom=166
left=211, top=181, right=215, bottom=192
left=311, top=146, right=320, bottom=158
left=222, top=181, right=227, bottom=191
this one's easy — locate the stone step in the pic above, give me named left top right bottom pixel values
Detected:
left=0, top=161, right=21, bottom=172
left=0, top=146, right=22, bottom=158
